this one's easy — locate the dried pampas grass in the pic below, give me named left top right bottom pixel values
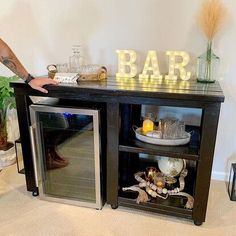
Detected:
left=198, top=0, right=227, bottom=41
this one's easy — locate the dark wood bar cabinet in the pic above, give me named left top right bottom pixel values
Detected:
left=11, top=77, right=224, bottom=225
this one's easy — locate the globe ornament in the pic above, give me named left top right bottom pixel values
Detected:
left=158, top=156, right=185, bottom=177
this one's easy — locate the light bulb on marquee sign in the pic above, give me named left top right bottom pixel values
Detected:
left=116, top=50, right=138, bottom=78
left=139, top=50, right=162, bottom=80
left=165, top=51, right=191, bottom=81
left=116, top=49, right=191, bottom=81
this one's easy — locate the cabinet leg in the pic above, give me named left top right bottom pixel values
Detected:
left=111, top=204, right=118, bottom=210
left=194, top=221, right=203, bottom=226
left=106, top=103, right=119, bottom=209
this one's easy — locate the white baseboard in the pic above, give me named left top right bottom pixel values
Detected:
left=211, top=171, right=228, bottom=181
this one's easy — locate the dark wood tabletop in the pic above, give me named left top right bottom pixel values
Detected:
left=11, top=77, right=225, bottom=103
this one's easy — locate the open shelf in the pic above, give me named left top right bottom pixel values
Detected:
left=118, top=193, right=192, bottom=219
left=119, top=139, right=199, bottom=161
left=119, top=126, right=200, bottom=161
left=118, top=150, right=196, bottom=219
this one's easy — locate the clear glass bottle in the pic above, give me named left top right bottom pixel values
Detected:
left=197, top=41, right=220, bottom=83
left=69, top=45, right=81, bottom=73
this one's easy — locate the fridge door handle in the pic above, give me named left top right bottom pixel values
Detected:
left=29, top=125, right=39, bottom=188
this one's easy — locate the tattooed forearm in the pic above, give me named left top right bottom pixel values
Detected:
left=1, top=56, right=18, bottom=75
left=0, top=38, right=28, bottom=80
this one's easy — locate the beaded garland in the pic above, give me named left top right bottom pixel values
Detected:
left=122, top=168, right=194, bottom=209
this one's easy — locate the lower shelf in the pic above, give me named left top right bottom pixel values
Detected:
left=118, top=193, right=193, bottom=219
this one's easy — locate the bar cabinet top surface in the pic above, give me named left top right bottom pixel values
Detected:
left=11, top=77, right=225, bottom=103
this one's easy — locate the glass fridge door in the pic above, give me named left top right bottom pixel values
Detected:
left=30, top=105, right=101, bottom=209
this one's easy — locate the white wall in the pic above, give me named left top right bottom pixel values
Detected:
left=1, top=0, right=235, bottom=180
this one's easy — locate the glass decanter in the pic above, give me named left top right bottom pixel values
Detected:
left=69, top=45, right=82, bottom=73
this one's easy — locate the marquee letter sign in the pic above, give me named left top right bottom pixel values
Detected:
left=116, top=49, right=191, bottom=81
left=139, top=50, right=162, bottom=80
left=165, top=51, right=191, bottom=81
left=116, top=50, right=138, bottom=78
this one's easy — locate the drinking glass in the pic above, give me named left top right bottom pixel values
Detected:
left=56, top=63, right=69, bottom=73
left=163, top=120, right=175, bottom=139
left=178, top=121, right=186, bottom=138
left=79, top=64, right=101, bottom=74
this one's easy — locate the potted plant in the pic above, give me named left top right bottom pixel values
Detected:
left=0, top=75, right=19, bottom=168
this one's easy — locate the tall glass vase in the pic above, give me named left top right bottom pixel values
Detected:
left=197, top=41, right=220, bottom=83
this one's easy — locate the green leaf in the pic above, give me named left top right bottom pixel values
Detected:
left=0, top=75, right=19, bottom=124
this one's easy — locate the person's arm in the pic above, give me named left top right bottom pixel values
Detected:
left=0, top=38, right=58, bottom=93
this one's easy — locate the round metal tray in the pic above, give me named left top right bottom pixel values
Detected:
left=134, top=127, right=191, bottom=146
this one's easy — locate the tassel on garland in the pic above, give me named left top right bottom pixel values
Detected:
left=122, top=186, right=149, bottom=204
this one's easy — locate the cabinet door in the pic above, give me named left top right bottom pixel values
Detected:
left=30, top=105, right=101, bottom=209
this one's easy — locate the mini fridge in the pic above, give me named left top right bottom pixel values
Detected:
left=29, top=102, right=103, bottom=209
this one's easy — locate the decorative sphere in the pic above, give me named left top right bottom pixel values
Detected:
left=158, top=157, right=185, bottom=177
left=162, top=188, right=168, bottom=194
